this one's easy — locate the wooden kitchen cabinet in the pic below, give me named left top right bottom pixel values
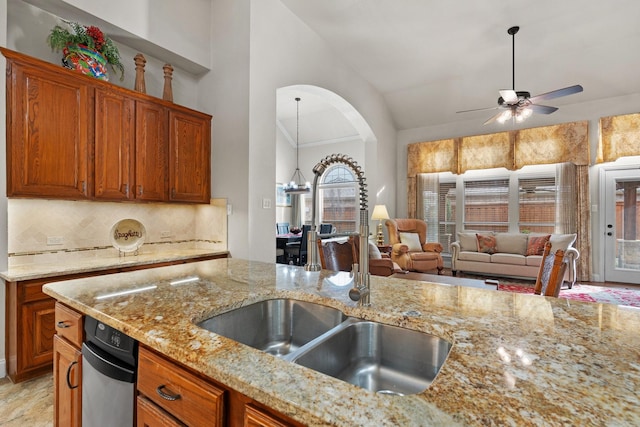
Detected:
left=5, top=48, right=92, bottom=199
left=3, top=47, right=212, bottom=205
left=137, top=395, right=186, bottom=427
left=169, top=109, right=211, bottom=203
left=138, top=346, right=225, bottom=426
left=135, top=100, right=169, bottom=201
left=138, top=345, right=303, bottom=427
left=94, top=87, right=136, bottom=200
left=5, top=254, right=226, bottom=383
left=52, top=303, right=83, bottom=427
left=94, top=88, right=168, bottom=202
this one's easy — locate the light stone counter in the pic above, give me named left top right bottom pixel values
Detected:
left=0, top=248, right=228, bottom=282
left=43, top=258, right=640, bottom=426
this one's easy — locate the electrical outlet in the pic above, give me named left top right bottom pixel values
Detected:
left=227, top=204, right=233, bottom=215
left=160, top=231, right=172, bottom=239
left=47, top=236, right=64, bottom=245
left=262, top=198, right=272, bottom=209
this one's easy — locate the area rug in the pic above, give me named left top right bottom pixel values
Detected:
left=498, top=283, right=640, bottom=308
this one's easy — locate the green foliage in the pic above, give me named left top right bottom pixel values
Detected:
left=47, top=20, right=124, bottom=80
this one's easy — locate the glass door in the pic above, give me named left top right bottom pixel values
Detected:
left=604, top=168, right=640, bottom=284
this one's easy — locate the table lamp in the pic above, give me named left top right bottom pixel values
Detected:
left=371, top=205, right=390, bottom=246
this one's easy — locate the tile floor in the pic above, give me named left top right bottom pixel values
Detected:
left=0, top=374, right=53, bottom=426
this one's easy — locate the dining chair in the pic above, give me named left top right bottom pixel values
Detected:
left=534, top=241, right=567, bottom=297
left=319, top=223, right=333, bottom=235
left=276, top=222, right=290, bottom=235
left=317, top=237, right=355, bottom=272
left=285, top=225, right=310, bottom=265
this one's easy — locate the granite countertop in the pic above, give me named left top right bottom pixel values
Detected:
left=0, top=248, right=228, bottom=282
left=43, top=258, right=640, bottom=426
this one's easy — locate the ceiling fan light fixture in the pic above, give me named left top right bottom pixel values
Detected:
left=497, top=109, right=513, bottom=124
left=515, top=108, right=533, bottom=122
left=284, top=97, right=311, bottom=194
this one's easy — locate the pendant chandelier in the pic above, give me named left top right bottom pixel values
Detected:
left=284, top=97, right=311, bottom=194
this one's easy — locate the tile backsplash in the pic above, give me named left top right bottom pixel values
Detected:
left=7, top=198, right=227, bottom=261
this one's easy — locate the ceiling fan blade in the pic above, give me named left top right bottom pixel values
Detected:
left=499, top=90, right=518, bottom=104
left=483, top=111, right=505, bottom=125
left=529, top=84, right=583, bottom=103
left=456, top=105, right=499, bottom=114
left=529, top=104, right=559, bottom=114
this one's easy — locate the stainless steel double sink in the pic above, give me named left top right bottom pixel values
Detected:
left=197, top=299, right=451, bottom=396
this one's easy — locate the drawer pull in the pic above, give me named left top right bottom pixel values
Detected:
left=57, top=321, right=70, bottom=329
left=156, top=385, right=181, bottom=401
left=66, top=361, right=79, bottom=389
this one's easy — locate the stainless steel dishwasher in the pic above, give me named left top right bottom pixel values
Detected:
left=82, top=316, right=138, bottom=427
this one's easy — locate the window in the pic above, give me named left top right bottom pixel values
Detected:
left=463, top=179, right=509, bottom=232
left=438, top=182, right=457, bottom=253
left=418, top=175, right=456, bottom=254
left=518, top=177, right=557, bottom=233
left=302, top=165, right=358, bottom=233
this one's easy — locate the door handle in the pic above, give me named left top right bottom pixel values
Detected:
left=66, top=361, right=79, bottom=389
left=607, top=232, right=613, bottom=236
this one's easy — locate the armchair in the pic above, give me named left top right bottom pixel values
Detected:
left=385, top=218, right=444, bottom=274
left=352, top=237, right=402, bottom=277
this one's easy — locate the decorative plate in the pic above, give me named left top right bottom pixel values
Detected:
left=110, top=219, right=146, bottom=253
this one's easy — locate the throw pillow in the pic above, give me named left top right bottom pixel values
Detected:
left=457, top=231, right=481, bottom=252
left=526, top=234, right=551, bottom=256
left=476, top=234, right=497, bottom=254
left=399, top=232, right=423, bottom=252
left=368, top=241, right=382, bottom=259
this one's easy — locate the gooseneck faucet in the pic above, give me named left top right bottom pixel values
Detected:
left=304, top=154, right=371, bottom=306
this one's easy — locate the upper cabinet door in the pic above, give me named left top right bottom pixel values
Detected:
left=135, top=100, right=169, bottom=201
left=7, top=61, right=92, bottom=199
left=94, top=88, right=135, bottom=200
left=168, top=109, right=211, bottom=203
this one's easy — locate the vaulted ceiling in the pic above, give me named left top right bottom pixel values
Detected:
left=277, top=0, right=640, bottom=143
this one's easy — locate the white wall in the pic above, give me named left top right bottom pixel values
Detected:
left=397, top=93, right=640, bottom=281
left=0, top=0, right=8, bottom=378
left=201, top=0, right=396, bottom=262
left=242, top=0, right=396, bottom=263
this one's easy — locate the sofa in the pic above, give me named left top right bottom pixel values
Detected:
left=451, top=231, right=580, bottom=287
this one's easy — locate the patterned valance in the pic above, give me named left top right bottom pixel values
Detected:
left=407, top=120, right=589, bottom=176
left=598, top=112, right=640, bottom=163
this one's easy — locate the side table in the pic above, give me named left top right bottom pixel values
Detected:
left=377, top=244, right=392, bottom=255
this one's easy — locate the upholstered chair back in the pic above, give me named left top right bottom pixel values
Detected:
left=386, top=218, right=427, bottom=246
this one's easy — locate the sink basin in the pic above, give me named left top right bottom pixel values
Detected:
left=197, top=299, right=451, bottom=395
left=292, top=320, right=452, bottom=395
left=197, top=299, right=347, bottom=357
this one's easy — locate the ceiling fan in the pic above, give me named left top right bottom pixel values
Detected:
left=457, top=26, right=583, bottom=125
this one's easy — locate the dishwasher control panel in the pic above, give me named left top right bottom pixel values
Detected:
left=85, top=315, right=137, bottom=366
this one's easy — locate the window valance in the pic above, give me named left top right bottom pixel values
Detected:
left=407, top=120, right=589, bottom=176
left=598, top=112, right=640, bottom=163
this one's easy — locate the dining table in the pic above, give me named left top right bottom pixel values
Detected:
left=276, top=233, right=302, bottom=263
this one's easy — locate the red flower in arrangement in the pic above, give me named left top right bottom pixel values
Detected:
left=85, top=26, right=106, bottom=51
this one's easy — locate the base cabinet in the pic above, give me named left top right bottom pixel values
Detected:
left=137, top=396, right=185, bottom=427
left=6, top=255, right=225, bottom=383
left=52, top=303, right=83, bottom=427
left=137, top=346, right=304, bottom=427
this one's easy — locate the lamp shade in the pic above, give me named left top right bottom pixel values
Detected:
left=371, top=205, right=390, bottom=221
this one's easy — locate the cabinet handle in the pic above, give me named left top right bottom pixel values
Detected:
left=56, top=321, right=70, bottom=329
left=124, top=184, right=129, bottom=196
left=66, top=361, right=79, bottom=389
left=81, top=181, right=86, bottom=193
left=138, top=185, right=143, bottom=196
left=156, top=384, right=181, bottom=401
